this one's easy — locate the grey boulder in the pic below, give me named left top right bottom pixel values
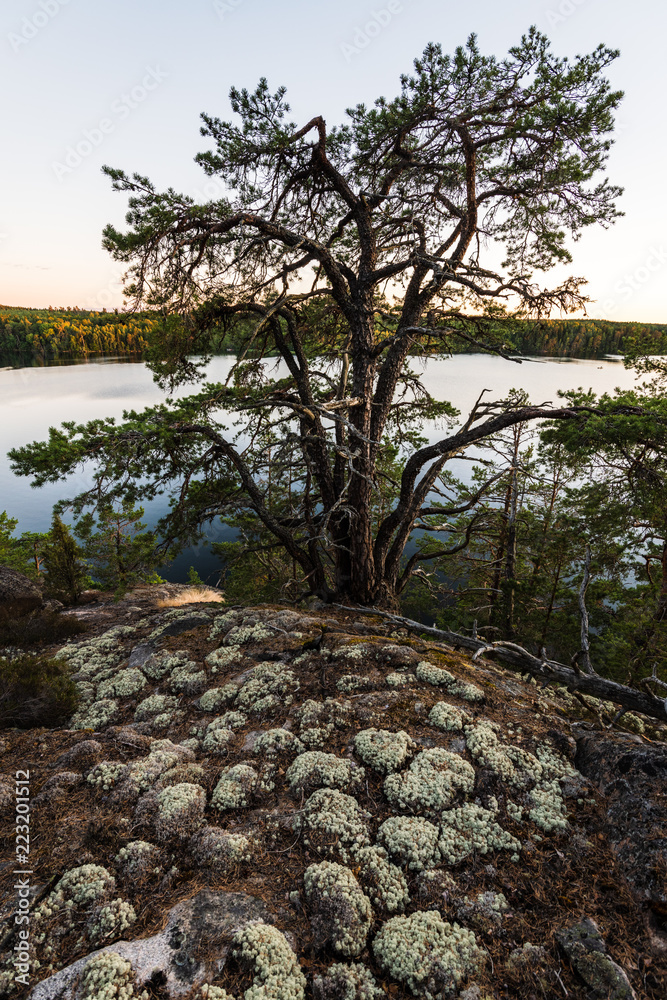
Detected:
left=28, top=889, right=274, bottom=999
left=0, top=566, right=42, bottom=619
left=556, top=917, right=637, bottom=1000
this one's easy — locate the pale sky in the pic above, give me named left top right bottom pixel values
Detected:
left=1, top=0, right=665, bottom=322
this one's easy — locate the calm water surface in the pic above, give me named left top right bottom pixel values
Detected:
left=0, top=354, right=639, bottom=583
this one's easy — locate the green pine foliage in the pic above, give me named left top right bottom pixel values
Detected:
left=186, top=565, right=205, bottom=586
left=74, top=502, right=162, bottom=596
left=0, top=507, right=164, bottom=600
left=41, top=515, right=89, bottom=604
left=400, top=374, right=667, bottom=687
left=0, top=511, right=47, bottom=579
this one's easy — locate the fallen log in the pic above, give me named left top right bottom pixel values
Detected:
left=333, top=605, right=667, bottom=725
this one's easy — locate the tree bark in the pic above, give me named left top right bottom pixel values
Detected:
left=578, top=544, right=593, bottom=674
left=654, top=541, right=667, bottom=623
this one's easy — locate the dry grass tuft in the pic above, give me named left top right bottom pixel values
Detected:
left=157, top=587, right=224, bottom=608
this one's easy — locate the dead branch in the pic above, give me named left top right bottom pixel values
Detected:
left=333, top=605, right=667, bottom=724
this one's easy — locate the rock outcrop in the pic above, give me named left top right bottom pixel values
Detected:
left=0, top=567, right=42, bottom=619
left=0, top=594, right=665, bottom=1000
left=27, top=890, right=276, bottom=1000
left=555, top=918, right=637, bottom=1000
left=575, top=730, right=667, bottom=955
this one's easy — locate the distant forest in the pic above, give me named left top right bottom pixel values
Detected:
left=1, top=304, right=667, bottom=363
left=0, top=306, right=155, bottom=362
left=508, top=318, right=667, bottom=358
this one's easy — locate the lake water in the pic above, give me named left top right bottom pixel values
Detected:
left=0, top=353, right=640, bottom=584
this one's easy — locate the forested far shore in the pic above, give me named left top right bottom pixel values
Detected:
left=509, top=317, right=667, bottom=358
left=0, top=305, right=155, bottom=362
left=2, top=304, right=667, bottom=364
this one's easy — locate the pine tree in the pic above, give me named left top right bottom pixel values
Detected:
left=74, top=502, right=161, bottom=596
left=41, top=515, right=88, bottom=604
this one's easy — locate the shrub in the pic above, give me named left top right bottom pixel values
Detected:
left=74, top=501, right=161, bottom=596
left=0, top=652, right=78, bottom=727
left=0, top=608, right=87, bottom=649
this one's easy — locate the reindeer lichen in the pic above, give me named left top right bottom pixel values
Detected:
left=353, top=729, right=416, bottom=774
left=304, top=862, right=373, bottom=957
left=285, top=751, right=364, bottom=797
left=383, top=748, right=475, bottom=814
left=232, top=921, right=306, bottom=1000
left=377, top=816, right=442, bottom=871
left=373, top=910, right=485, bottom=998
left=299, top=788, right=370, bottom=861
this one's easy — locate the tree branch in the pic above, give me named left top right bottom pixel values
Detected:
left=336, top=607, right=667, bottom=724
